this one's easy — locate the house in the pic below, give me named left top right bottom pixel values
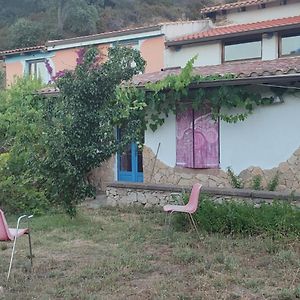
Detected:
left=1, top=0, right=300, bottom=193
left=0, top=20, right=211, bottom=190
left=0, top=21, right=209, bottom=87
left=128, top=0, right=300, bottom=192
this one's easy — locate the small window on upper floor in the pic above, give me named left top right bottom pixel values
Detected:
left=223, top=39, right=262, bottom=62
left=280, top=33, right=300, bottom=57
left=27, top=59, right=49, bottom=82
left=112, top=39, right=139, bottom=50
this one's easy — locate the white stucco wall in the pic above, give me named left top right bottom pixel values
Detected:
left=145, top=113, right=176, bottom=167
left=220, top=94, right=300, bottom=173
left=165, top=42, right=222, bottom=68
left=224, top=1, right=300, bottom=24
left=163, top=20, right=212, bottom=40
left=145, top=94, right=300, bottom=174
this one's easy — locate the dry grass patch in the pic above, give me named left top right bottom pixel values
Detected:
left=0, top=206, right=299, bottom=299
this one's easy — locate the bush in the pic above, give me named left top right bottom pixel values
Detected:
left=174, top=195, right=300, bottom=238
left=0, top=78, right=50, bottom=215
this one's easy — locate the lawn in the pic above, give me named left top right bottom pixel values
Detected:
left=0, top=206, right=299, bottom=300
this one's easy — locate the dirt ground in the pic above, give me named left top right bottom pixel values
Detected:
left=0, top=207, right=299, bottom=299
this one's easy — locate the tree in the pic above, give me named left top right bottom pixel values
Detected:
left=42, top=46, right=145, bottom=216
left=57, top=0, right=99, bottom=36
left=0, top=78, right=49, bottom=214
left=9, top=18, right=45, bottom=48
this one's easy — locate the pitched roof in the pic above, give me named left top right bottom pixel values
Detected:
left=46, top=24, right=162, bottom=48
left=200, top=0, right=276, bottom=14
left=132, top=56, right=300, bottom=86
left=167, top=15, right=300, bottom=46
left=0, top=45, right=45, bottom=57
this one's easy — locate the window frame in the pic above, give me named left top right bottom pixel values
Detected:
left=222, top=35, right=262, bottom=63
left=278, top=30, right=300, bottom=58
left=26, top=59, right=46, bottom=79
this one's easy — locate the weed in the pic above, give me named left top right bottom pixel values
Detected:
left=251, top=175, right=263, bottom=190
left=267, top=171, right=280, bottom=191
left=278, top=288, right=295, bottom=300
left=227, top=167, right=244, bottom=189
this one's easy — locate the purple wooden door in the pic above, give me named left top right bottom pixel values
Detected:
left=176, top=106, right=219, bottom=168
left=193, top=109, right=219, bottom=168
left=176, top=108, right=194, bottom=168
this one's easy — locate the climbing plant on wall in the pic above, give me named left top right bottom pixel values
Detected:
left=116, top=56, right=275, bottom=133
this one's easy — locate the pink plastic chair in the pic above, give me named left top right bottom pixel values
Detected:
left=163, top=183, right=202, bottom=236
left=0, top=209, right=33, bottom=280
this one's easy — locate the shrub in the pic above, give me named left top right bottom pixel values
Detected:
left=0, top=78, right=50, bottom=215
left=227, top=167, right=244, bottom=189
left=174, top=195, right=300, bottom=238
left=267, top=171, right=280, bottom=191
left=251, top=175, right=262, bottom=190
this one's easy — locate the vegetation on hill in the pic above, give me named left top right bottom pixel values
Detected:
left=0, top=0, right=236, bottom=50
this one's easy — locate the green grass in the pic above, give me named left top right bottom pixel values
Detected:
left=175, top=196, right=300, bottom=237
left=0, top=206, right=299, bottom=299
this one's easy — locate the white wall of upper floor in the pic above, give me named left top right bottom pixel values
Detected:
left=165, top=31, right=280, bottom=68
left=222, top=0, right=300, bottom=25
left=165, top=0, right=299, bottom=69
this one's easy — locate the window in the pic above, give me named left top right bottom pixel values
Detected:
left=280, top=33, right=300, bottom=56
left=176, top=106, right=219, bottom=169
left=27, top=59, right=49, bottom=82
left=224, top=39, right=262, bottom=62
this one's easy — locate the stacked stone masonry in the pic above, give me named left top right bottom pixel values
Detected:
left=106, top=182, right=300, bottom=208
left=143, top=146, right=300, bottom=193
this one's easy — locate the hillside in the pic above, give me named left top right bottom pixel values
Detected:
left=0, top=0, right=235, bottom=51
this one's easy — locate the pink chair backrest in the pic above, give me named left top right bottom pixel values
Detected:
left=0, top=209, right=12, bottom=241
left=186, top=183, right=202, bottom=213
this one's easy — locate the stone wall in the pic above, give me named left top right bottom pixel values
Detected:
left=143, top=145, right=300, bottom=193
left=106, top=182, right=300, bottom=208
left=143, top=146, right=230, bottom=188
left=88, top=145, right=300, bottom=193
left=240, top=148, right=300, bottom=192
left=88, top=156, right=115, bottom=192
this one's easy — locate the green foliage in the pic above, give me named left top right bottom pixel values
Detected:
left=267, top=171, right=280, bottom=191
left=117, top=57, right=273, bottom=133
left=62, top=0, right=99, bottom=35
left=175, top=196, right=300, bottom=238
left=9, top=18, right=45, bottom=48
left=227, top=167, right=244, bottom=189
left=0, top=78, right=50, bottom=214
left=0, top=68, right=4, bottom=89
left=251, top=175, right=263, bottom=190
left=0, top=0, right=229, bottom=50
left=41, top=46, right=145, bottom=216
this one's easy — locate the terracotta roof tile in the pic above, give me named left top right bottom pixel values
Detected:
left=0, top=45, right=45, bottom=57
left=200, top=0, right=276, bottom=14
left=132, top=56, right=300, bottom=86
left=169, top=15, right=300, bottom=44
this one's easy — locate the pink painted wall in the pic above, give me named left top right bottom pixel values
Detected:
left=52, top=44, right=110, bottom=73
left=140, top=36, right=164, bottom=73
left=52, top=48, right=78, bottom=72
left=6, top=61, right=23, bottom=86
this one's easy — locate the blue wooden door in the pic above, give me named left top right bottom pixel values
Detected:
left=118, top=142, right=143, bottom=182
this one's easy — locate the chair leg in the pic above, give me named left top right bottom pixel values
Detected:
left=7, top=236, right=18, bottom=281
left=189, top=213, right=201, bottom=241
left=164, top=211, right=174, bottom=233
left=28, top=232, right=33, bottom=268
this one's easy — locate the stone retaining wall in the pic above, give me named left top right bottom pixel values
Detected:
left=142, top=145, right=300, bottom=193
left=106, top=182, right=300, bottom=208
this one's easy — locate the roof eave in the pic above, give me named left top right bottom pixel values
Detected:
left=135, top=74, right=300, bottom=89
left=46, top=25, right=162, bottom=48
left=166, top=23, right=300, bottom=47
